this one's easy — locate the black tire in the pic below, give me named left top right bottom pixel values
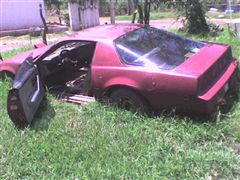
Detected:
left=110, top=88, right=148, bottom=113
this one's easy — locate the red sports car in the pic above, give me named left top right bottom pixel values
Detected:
left=0, top=24, right=238, bottom=128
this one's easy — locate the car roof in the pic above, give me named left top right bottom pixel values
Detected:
left=65, top=23, right=143, bottom=43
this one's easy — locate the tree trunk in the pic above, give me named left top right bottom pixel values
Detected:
left=39, top=4, right=48, bottom=45
left=144, top=0, right=151, bottom=25
left=132, top=10, right=137, bottom=23
left=137, top=4, right=143, bottom=24
left=56, top=4, right=62, bottom=25
left=128, top=0, right=134, bottom=15
left=133, top=0, right=139, bottom=8
left=110, top=0, right=116, bottom=24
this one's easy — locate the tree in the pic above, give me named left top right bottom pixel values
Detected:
left=99, top=0, right=108, bottom=16
left=39, top=4, right=48, bottom=44
left=132, top=0, right=150, bottom=25
left=143, top=0, right=151, bottom=25
left=127, top=0, right=134, bottom=15
left=110, top=0, right=116, bottom=24
left=172, top=0, right=209, bottom=34
left=132, top=0, right=165, bottom=25
left=44, top=0, right=67, bottom=24
left=132, top=0, right=209, bottom=34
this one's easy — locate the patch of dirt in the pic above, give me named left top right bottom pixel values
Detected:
left=0, top=32, right=67, bottom=53
left=100, top=17, right=229, bottom=29
left=0, top=17, right=231, bottom=53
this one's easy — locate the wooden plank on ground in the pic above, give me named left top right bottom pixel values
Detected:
left=61, top=93, right=95, bottom=105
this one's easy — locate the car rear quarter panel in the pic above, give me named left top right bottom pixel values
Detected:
left=91, top=42, right=145, bottom=93
left=144, top=72, right=198, bottom=109
left=91, top=42, right=198, bottom=109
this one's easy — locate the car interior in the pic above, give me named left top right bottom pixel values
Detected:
left=37, top=41, right=96, bottom=97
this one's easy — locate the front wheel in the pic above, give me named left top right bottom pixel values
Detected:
left=0, top=71, right=14, bottom=81
left=110, top=88, right=148, bottom=113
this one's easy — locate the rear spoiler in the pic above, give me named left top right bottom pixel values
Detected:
left=34, top=43, right=47, bottom=49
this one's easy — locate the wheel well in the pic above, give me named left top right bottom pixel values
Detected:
left=105, top=85, right=151, bottom=107
left=0, top=71, right=14, bottom=80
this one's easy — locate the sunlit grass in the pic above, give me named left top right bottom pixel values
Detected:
left=1, top=46, right=33, bottom=59
left=116, top=11, right=177, bottom=21
left=116, top=11, right=240, bottom=21
left=207, top=12, right=240, bottom=19
left=180, top=29, right=240, bottom=60
left=0, top=31, right=240, bottom=179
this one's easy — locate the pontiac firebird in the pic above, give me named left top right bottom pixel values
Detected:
left=0, top=24, right=238, bottom=128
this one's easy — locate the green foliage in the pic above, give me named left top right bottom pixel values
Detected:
left=63, top=12, right=69, bottom=21
left=207, top=12, right=240, bottom=19
left=1, top=46, right=33, bottom=60
left=44, top=0, right=67, bottom=9
left=116, top=11, right=176, bottom=21
left=185, top=0, right=209, bottom=34
left=1, top=83, right=240, bottom=178
left=181, top=29, right=240, bottom=59
left=130, top=0, right=209, bottom=33
left=172, top=0, right=210, bottom=34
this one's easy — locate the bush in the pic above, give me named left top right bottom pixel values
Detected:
left=173, top=0, right=210, bottom=34
left=185, top=0, right=209, bottom=34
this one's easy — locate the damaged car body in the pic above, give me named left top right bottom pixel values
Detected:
left=0, top=24, right=238, bottom=128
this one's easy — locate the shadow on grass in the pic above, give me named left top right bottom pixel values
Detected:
left=98, top=87, right=239, bottom=125
left=153, top=89, right=239, bottom=124
left=30, top=97, right=56, bottom=131
left=28, top=86, right=239, bottom=130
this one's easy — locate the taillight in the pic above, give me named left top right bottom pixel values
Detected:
left=198, top=47, right=232, bottom=95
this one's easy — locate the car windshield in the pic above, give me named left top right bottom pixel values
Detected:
left=115, top=26, right=206, bottom=70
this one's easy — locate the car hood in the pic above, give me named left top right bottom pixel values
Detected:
left=4, top=45, right=50, bottom=64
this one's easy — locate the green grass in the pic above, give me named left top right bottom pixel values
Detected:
left=1, top=46, right=33, bottom=59
left=116, top=11, right=177, bottom=21
left=116, top=11, right=240, bottom=21
left=180, top=29, right=240, bottom=59
left=207, top=12, right=240, bottom=19
left=1, top=33, right=240, bottom=179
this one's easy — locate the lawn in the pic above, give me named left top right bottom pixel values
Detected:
left=116, top=11, right=240, bottom=22
left=1, top=30, right=240, bottom=179
left=116, top=11, right=177, bottom=21
left=1, top=46, right=33, bottom=59
left=206, top=12, right=240, bottom=19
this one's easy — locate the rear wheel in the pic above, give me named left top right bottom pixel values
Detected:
left=110, top=88, right=148, bottom=113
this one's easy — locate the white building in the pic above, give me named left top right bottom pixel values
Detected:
left=68, top=0, right=100, bottom=31
left=0, top=0, right=44, bottom=31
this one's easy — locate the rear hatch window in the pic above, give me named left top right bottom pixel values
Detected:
left=115, top=26, right=206, bottom=70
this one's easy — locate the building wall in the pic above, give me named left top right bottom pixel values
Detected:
left=0, top=0, right=44, bottom=31
left=69, top=0, right=100, bottom=31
